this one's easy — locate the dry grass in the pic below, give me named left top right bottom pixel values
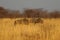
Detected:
left=0, top=18, right=60, bottom=40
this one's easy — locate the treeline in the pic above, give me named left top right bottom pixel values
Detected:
left=0, top=7, right=60, bottom=18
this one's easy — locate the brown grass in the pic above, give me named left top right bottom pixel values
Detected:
left=0, top=6, right=60, bottom=40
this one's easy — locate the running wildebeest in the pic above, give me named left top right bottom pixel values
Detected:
left=31, top=18, right=43, bottom=24
left=14, top=18, right=29, bottom=26
left=14, top=19, right=22, bottom=26
left=22, top=18, right=29, bottom=25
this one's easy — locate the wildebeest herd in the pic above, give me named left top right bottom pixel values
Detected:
left=14, top=18, right=43, bottom=25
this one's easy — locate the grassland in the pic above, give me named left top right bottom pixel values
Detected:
left=0, top=18, right=60, bottom=40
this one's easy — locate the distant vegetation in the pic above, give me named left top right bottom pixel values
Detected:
left=0, top=6, right=60, bottom=18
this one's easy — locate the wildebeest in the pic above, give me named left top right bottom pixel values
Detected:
left=14, top=19, right=22, bottom=25
left=22, top=18, right=29, bottom=25
left=14, top=18, right=29, bottom=25
left=30, top=18, right=43, bottom=24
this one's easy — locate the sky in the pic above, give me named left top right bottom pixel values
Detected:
left=0, top=0, right=60, bottom=12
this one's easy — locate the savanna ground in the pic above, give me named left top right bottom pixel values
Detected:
left=0, top=18, right=60, bottom=40
left=0, top=7, right=60, bottom=40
